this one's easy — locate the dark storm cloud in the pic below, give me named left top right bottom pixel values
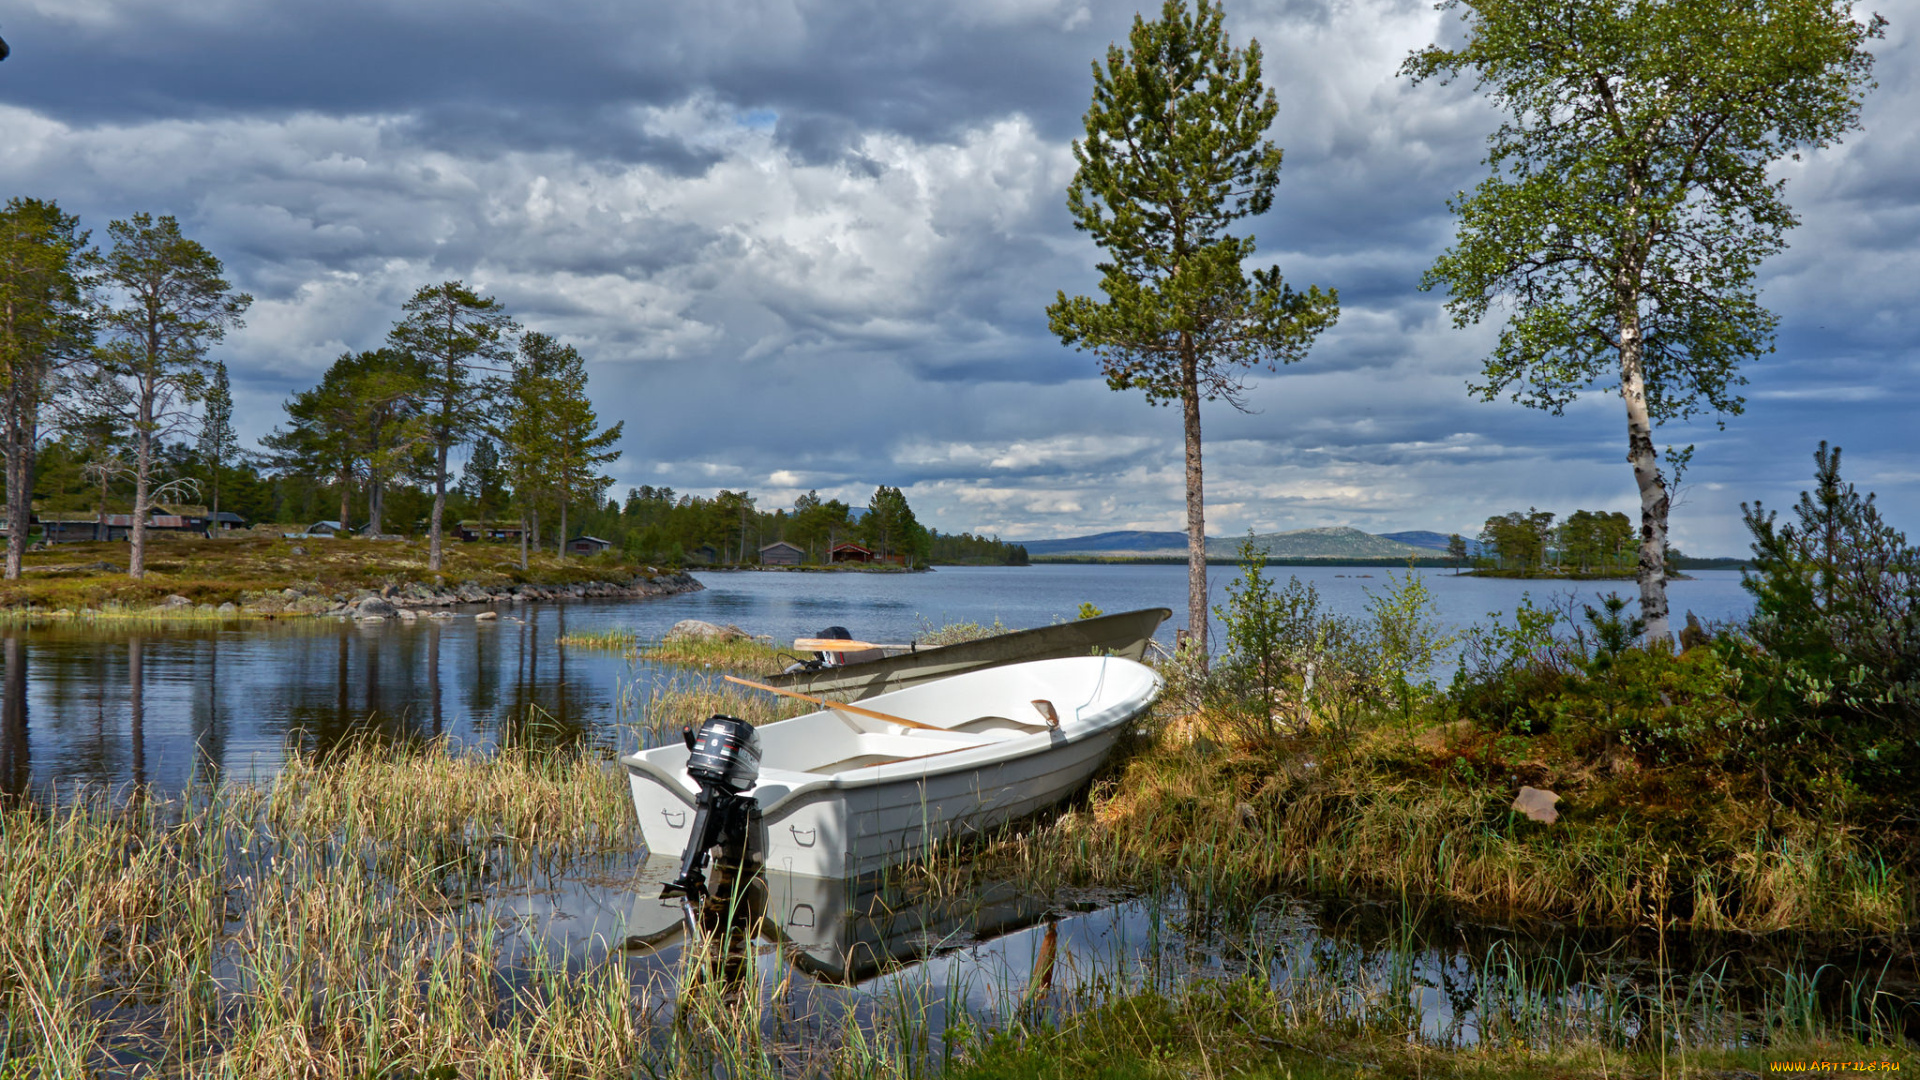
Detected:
left=4, top=0, right=1127, bottom=148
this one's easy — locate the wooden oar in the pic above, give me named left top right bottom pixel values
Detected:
left=792, top=638, right=912, bottom=652
left=722, top=675, right=947, bottom=732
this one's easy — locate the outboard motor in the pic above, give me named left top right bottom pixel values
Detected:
left=662, top=714, right=762, bottom=913
left=814, top=625, right=854, bottom=667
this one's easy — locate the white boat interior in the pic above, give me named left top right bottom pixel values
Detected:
left=625, top=656, right=1161, bottom=879
left=632, top=656, right=1153, bottom=806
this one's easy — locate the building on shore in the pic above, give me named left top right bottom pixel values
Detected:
left=456, top=520, right=527, bottom=543
left=830, top=542, right=874, bottom=564
left=565, top=535, right=612, bottom=556
left=758, top=540, right=805, bottom=566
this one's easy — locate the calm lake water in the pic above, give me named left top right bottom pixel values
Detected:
left=0, top=564, right=1755, bottom=798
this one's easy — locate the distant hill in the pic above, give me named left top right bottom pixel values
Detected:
left=1211, top=527, right=1428, bottom=560
left=1017, top=530, right=1189, bottom=556
left=1017, top=526, right=1433, bottom=560
left=1379, top=530, right=1484, bottom=556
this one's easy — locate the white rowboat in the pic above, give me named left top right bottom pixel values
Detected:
left=622, top=656, right=1162, bottom=880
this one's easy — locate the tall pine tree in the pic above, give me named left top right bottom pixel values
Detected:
left=1048, top=0, right=1338, bottom=658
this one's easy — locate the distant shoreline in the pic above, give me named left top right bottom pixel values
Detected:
left=1030, top=554, right=1749, bottom=571
left=1031, top=554, right=1459, bottom=567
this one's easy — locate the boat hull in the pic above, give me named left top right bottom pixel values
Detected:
left=762, top=607, right=1170, bottom=701
left=624, top=656, right=1159, bottom=880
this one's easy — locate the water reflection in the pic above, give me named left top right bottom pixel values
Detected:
left=2, top=610, right=648, bottom=798
left=2, top=633, right=27, bottom=800
left=494, top=857, right=1920, bottom=1052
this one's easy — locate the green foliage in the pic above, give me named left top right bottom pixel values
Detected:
left=1736, top=442, right=1920, bottom=792
left=1406, top=0, right=1882, bottom=635
left=1449, top=449, right=1920, bottom=813
left=196, top=360, right=237, bottom=518
left=1476, top=507, right=1638, bottom=575
left=1479, top=508, right=1555, bottom=572
left=1575, top=594, right=1646, bottom=676
left=1077, top=602, right=1104, bottom=620
left=263, top=349, right=430, bottom=533
left=0, top=197, right=95, bottom=575
left=1559, top=510, right=1635, bottom=574
left=1049, top=0, right=1338, bottom=408
left=929, top=528, right=1027, bottom=566
left=1365, top=565, right=1456, bottom=725
left=1212, top=538, right=1389, bottom=740
left=495, top=332, right=623, bottom=558
left=1450, top=594, right=1561, bottom=732
left=1406, top=0, right=1879, bottom=423
left=459, top=437, right=507, bottom=522
left=93, top=213, right=252, bottom=575
left=860, top=484, right=929, bottom=566
left=386, top=280, right=518, bottom=564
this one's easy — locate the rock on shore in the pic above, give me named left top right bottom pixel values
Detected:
left=235, top=570, right=704, bottom=618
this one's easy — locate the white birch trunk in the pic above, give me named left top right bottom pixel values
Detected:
left=1618, top=295, right=1671, bottom=644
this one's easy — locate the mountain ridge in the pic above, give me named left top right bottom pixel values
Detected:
left=1016, top=526, right=1453, bottom=560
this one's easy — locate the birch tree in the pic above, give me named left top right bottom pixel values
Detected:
left=1048, top=0, right=1339, bottom=658
left=0, top=198, right=93, bottom=579
left=1404, top=0, right=1881, bottom=642
left=95, top=214, right=250, bottom=577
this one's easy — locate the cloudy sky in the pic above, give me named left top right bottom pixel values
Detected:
left=1, top=0, right=1913, bottom=555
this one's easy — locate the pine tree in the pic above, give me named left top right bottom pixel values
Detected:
left=0, top=198, right=94, bottom=578
left=94, top=214, right=251, bottom=577
left=1048, top=0, right=1339, bottom=658
left=197, top=361, right=237, bottom=522
left=387, top=282, right=517, bottom=570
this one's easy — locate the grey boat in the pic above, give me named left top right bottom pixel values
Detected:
left=762, top=606, right=1171, bottom=701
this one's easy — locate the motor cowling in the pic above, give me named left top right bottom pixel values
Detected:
left=685, top=714, right=761, bottom=794
left=662, top=714, right=762, bottom=909
left=813, top=625, right=854, bottom=667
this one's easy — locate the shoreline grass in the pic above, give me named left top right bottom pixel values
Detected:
left=639, top=635, right=792, bottom=670
left=554, top=627, right=641, bottom=650
left=2, top=731, right=1911, bottom=1077
left=957, top=703, right=1918, bottom=938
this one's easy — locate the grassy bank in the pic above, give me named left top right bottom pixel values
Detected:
left=5, top=725, right=1906, bottom=1078
left=970, top=706, right=1914, bottom=936
left=0, top=531, right=690, bottom=614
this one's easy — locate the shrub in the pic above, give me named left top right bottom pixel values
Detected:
left=1212, top=538, right=1386, bottom=741
left=1737, top=443, right=1920, bottom=796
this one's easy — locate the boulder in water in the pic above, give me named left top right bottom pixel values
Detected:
left=665, top=619, right=746, bottom=641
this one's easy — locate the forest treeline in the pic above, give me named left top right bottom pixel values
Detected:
left=0, top=199, right=1026, bottom=574
left=1475, top=508, right=1640, bottom=574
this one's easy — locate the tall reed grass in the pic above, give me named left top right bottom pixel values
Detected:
left=1, top=729, right=1909, bottom=1077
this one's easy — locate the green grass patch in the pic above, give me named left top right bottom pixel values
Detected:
left=639, top=634, right=792, bottom=671
left=0, top=531, right=679, bottom=612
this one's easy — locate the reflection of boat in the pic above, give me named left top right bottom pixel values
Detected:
left=623, top=655, right=1162, bottom=879
left=621, top=862, right=1054, bottom=985
left=764, top=608, right=1171, bottom=701
left=760, top=869, right=1052, bottom=984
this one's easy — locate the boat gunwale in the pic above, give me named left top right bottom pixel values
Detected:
left=761, top=606, right=1172, bottom=695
